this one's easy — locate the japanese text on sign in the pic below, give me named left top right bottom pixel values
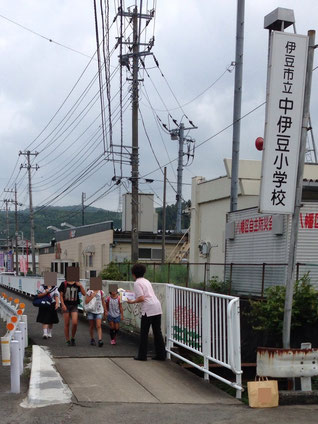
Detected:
left=259, top=32, right=308, bottom=214
left=300, top=213, right=318, bottom=229
left=236, top=216, right=273, bottom=234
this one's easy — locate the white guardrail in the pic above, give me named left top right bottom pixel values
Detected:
left=166, top=284, right=243, bottom=398
left=0, top=292, right=28, bottom=393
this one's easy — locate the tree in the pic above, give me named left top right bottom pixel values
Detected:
left=156, top=200, right=191, bottom=230
left=99, top=262, right=125, bottom=281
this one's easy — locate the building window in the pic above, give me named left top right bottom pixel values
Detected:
left=86, top=255, right=94, bottom=267
left=138, top=248, right=151, bottom=259
left=138, top=248, right=162, bottom=260
left=151, top=249, right=162, bottom=260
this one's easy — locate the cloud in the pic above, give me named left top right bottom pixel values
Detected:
left=0, top=0, right=317, bottom=214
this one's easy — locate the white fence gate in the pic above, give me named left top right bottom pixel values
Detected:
left=166, top=284, right=243, bottom=398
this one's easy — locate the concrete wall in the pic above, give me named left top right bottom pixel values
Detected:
left=189, top=175, right=258, bottom=283
left=100, top=280, right=166, bottom=334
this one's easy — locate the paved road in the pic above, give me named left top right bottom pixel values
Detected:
left=0, top=287, right=141, bottom=358
left=2, top=286, right=318, bottom=424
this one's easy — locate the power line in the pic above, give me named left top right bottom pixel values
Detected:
left=142, top=101, right=267, bottom=178
left=143, top=62, right=235, bottom=112
left=141, top=83, right=177, bottom=178
left=152, top=55, right=197, bottom=127
left=28, top=98, right=133, bottom=214
left=139, top=107, right=184, bottom=200
left=32, top=94, right=131, bottom=193
left=32, top=94, right=131, bottom=191
left=0, top=12, right=97, bottom=60
left=3, top=24, right=122, bottom=195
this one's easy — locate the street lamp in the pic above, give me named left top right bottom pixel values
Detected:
left=47, top=226, right=61, bottom=232
left=60, top=222, right=75, bottom=229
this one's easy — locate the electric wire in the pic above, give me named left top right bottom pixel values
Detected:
left=142, top=101, right=267, bottom=178
left=0, top=12, right=96, bottom=61
left=29, top=97, right=132, bottom=214
left=32, top=93, right=131, bottom=191
left=145, top=63, right=234, bottom=112
left=94, top=0, right=108, bottom=153
left=139, top=106, right=183, bottom=200
left=141, top=82, right=176, bottom=178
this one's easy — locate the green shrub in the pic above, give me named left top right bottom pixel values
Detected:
left=99, top=262, right=125, bottom=281
left=248, top=273, right=318, bottom=337
left=208, top=276, right=231, bottom=294
left=195, top=276, right=231, bottom=293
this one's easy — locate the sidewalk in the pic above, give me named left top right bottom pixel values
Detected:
left=3, top=287, right=140, bottom=358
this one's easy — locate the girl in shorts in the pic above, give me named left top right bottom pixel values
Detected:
left=85, top=288, right=106, bottom=347
left=106, top=286, right=123, bottom=345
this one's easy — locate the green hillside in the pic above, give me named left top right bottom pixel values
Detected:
left=0, top=205, right=122, bottom=243
left=0, top=201, right=190, bottom=245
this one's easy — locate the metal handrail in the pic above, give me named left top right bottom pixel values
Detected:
left=227, top=297, right=243, bottom=375
left=165, top=284, right=243, bottom=398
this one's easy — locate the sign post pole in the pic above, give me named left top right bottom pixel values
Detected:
left=282, top=30, right=316, bottom=348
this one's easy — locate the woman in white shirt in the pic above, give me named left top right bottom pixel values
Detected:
left=128, top=263, right=166, bottom=361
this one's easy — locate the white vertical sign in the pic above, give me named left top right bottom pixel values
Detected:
left=259, top=32, right=308, bottom=214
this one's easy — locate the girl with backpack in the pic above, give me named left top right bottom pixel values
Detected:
left=85, top=288, right=106, bottom=347
left=58, top=268, right=86, bottom=346
left=106, top=285, right=124, bottom=345
left=36, top=283, right=60, bottom=339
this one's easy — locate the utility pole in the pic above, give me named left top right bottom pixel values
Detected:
left=3, top=187, right=21, bottom=274
left=176, top=123, right=184, bottom=234
left=161, top=167, right=167, bottom=264
left=230, top=0, right=245, bottom=212
left=14, top=185, right=20, bottom=276
left=283, top=30, right=316, bottom=349
left=131, top=7, right=139, bottom=264
left=81, top=192, right=86, bottom=226
left=169, top=124, right=197, bottom=233
left=19, top=151, right=39, bottom=275
left=4, top=199, right=9, bottom=270
left=117, top=5, right=154, bottom=263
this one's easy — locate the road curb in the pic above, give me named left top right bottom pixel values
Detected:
left=20, top=345, right=72, bottom=408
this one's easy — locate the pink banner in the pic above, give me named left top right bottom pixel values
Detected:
left=19, top=256, right=28, bottom=274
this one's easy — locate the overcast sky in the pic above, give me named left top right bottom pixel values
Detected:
left=0, top=0, right=317, bottom=215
